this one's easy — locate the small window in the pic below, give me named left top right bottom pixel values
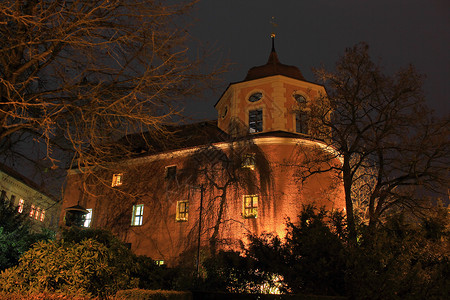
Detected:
left=242, top=153, right=256, bottom=170
left=248, top=92, right=263, bottom=102
left=296, top=111, right=309, bottom=134
left=243, top=195, right=259, bottom=218
left=176, top=200, right=188, bottom=222
left=131, top=204, right=144, bottom=226
left=294, top=94, right=307, bottom=106
left=112, top=173, right=123, bottom=187
left=155, top=260, right=165, bottom=266
left=29, top=204, right=36, bottom=218
left=18, top=198, right=24, bottom=213
left=165, top=165, right=177, bottom=180
left=84, top=208, right=93, bottom=227
left=40, top=210, right=46, bottom=222
left=35, top=207, right=41, bottom=220
left=249, top=109, right=263, bottom=133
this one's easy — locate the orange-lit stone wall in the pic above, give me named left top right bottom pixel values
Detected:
left=61, top=136, right=345, bottom=266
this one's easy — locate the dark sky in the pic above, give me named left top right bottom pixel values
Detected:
left=185, top=0, right=450, bottom=120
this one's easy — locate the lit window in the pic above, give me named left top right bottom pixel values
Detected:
left=112, top=173, right=123, bottom=187
left=84, top=209, right=93, bottom=227
left=243, top=195, right=258, bottom=218
left=18, top=198, right=24, bottom=213
left=165, top=165, right=176, bottom=180
left=155, top=260, right=164, bottom=266
left=242, top=153, right=256, bottom=170
left=35, top=207, right=41, bottom=220
left=131, top=204, right=144, bottom=226
left=40, top=210, right=46, bottom=222
left=249, top=109, right=263, bottom=133
left=29, top=204, right=36, bottom=218
left=176, top=201, right=188, bottom=222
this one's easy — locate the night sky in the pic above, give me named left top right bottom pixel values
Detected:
left=185, top=0, right=450, bottom=120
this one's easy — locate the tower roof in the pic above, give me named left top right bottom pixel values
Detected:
left=244, top=37, right=306, bottom=81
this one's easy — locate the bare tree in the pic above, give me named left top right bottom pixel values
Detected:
left=298, top=43, right=449, bottom=243
left=0, top=0, right=221, bottom=190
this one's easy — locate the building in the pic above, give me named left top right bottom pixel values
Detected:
left=0, top=162, right=60, bottom=230
left=61, top=40, right=345, bottom=265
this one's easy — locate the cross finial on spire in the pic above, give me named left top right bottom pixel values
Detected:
left=270, top=17, right=278, bottom=51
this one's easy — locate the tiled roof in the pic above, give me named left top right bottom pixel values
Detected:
left=244, top=42, right=306, bottom=81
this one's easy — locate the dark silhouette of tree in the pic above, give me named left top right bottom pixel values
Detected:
left=0, top=0, right=222, bottom=189
left=297, top=43, right=449, bottom=243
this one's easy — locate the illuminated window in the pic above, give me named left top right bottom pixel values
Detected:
left=18, top=198, right=24, bottom=213
left=155, top=260, right=164, bottom=266
left=84, top=209, right=93, bottom=227
left=29, top=204, right=36, bottom=218
left=243, top=195, right=258, bottom=218
left=112, top=173, right=123, bottom=187
left=40, top=210, right=46, bottom=222
left=176, top=200, right=188, bottom=222
left=131, top=204, right=144, bottom=226
left=249, top=109, right=263, bottom=133
left=35, top=207, right=41, bottom=220
left=242, top=153, right=256, bottom=170
left=165, top=165, right=176, bottom=180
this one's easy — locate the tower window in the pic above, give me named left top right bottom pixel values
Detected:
left=131, top=204, right=144, bottom=226
left=296, top=111, right=309, bottom=134
left=243, top=195, right=259, bottom=218
left=249, top=109, right=263, bottom=133
left=176, top=200, right=188, bottom=222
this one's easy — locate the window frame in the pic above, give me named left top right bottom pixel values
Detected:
left=112, top=173, right=123, bottom=187
left=165, top=165, right=177, bottom=180
left=17, top=198, right=23, bottom=213
left=84, top=208, right=93, bottom=227
left=131, top=204, right=144, bottom=226
left=242, top=195, right=259, bottom=218
left=249, top=109, right=263, bottom=133
left=242, top=153, right=256, bottom=170
left=176, top=200, right=189, bottom=222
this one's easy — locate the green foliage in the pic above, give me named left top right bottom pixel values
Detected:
left=247, top=206, right=347, bottom=296
left=0, top=238, right=136, bottom=297
left=0, top=199, right=55, bottom=271
left=115, top=289, right=192, bottom=300
left=347, top=212, right=450, bottom=299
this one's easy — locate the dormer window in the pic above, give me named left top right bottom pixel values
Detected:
left=242, top=153, right=256, bottom=170
left=249, top=109, right=263, bottom=133
left=112, top=173, right=123, bottom=187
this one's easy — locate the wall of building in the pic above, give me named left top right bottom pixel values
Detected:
left=0, top=168, right=60, bottom=230
left=61, top=136, right=344, bottom=265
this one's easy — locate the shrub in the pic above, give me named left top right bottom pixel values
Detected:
left=115, top=289, right=192, bottom=300
left=0, top=238, right=137, bottom=298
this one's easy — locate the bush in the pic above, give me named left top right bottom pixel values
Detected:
left=0, top=238, right=137, bottom=298
left=115, top=289, right=192, bottom=300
